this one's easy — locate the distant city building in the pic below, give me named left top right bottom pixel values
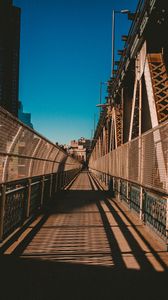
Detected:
left=70, top=140, right=78, bottom=148
left=0, top=0, right=21, bottom=117
left=68, top=137, right=91, bottom=162
left=18, top=101, right=33, bottom=128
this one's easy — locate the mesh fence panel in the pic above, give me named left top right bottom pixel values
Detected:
left=128, top=138, right=140, bottom=183
left=120, top=143, right=129, bottom=179
left=141, top=126, right=168, bottom=191
left=89, top=121, right=168, bottom=194
left=0, top=107, right=81, bottom=183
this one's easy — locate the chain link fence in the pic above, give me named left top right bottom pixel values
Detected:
left=0, top=107, right=81, bottom=183
left=89, top=120, right=168, bottom=195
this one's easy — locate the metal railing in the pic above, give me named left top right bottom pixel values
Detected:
left=0, top=169, right=80, bottom=241
left=89, top=121, right=168, bottom=243
left=91, top=170, right=168, bottom=242
left=89, top=120, right=168, bottom=195
left=0, top=106, right=82, bottom=241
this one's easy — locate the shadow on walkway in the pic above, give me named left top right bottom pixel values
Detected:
left=0, top=255, right=168, bottom=300
left=0, top=188, right=168, bottom=300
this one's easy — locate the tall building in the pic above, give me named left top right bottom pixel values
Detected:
left=0, top=0, right=21, bottom=117
left=18, top=101, right=33, bottom=129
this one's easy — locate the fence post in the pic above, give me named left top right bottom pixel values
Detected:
left=55, top=173, right=58, bottom=193
left=57, top=172, right=60, bottom=190
left=117, top=179, right=121, bottom=201
left=106, top=174, right=107, bottom=188
left=64, top=171, right=67, bottom=187
left=166, top=198, right=168, bottom=251
left=61, top=172, right=64, bottom=190
left=59, top=172, right=61, bottom=190
left=40, top=176, right=45, bottom=206
left=0, top=184, right=6, bottom=242
left=112, top=177, right=115, bottom=193
left=129, top=184, right=131, bottom=208
left=49, top=174, right=53, bottom=198
left=26, top=178, right=32, bottom=218
left=126, top=181, right=129, bottom=205
left=62, top=171, right=65, bottom=188
left=64, top=171, right=66, bottom=188
left=139, top=187, right=143, bottom=220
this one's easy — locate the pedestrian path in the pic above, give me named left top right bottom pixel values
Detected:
left=1, top=171, right=168, bottom=300
left=19, top=171, right=168, bottom=271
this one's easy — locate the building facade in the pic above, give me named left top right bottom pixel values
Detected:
left=0, top=0, right=21, bottom=117
left=68, top=137, right=91, bottom=162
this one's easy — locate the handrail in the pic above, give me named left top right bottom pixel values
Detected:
left=0, top=169, right=81, bottom=242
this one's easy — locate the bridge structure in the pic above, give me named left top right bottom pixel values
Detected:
left=0, top=0, right=168, bottom=299
left=89, top=0, right=168, bottom=242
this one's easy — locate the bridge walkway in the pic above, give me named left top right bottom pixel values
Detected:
left=0, top=171, right=168, bottom=300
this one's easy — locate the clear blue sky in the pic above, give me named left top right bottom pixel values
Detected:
left=14, top=0, right=137, bottom=145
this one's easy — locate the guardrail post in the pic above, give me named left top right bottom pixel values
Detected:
left=129, top=184, right=132, bottom=209
left=49, top=174, right=53, bottom=198
left=126, top=181, right=129, bottom=205
left=112, top=177, right=115, bottom=194
left=107, top=173, right=109, bottom=188
left=139, top=187, right=143, bottom=220
left=62, top=171, right=65, bottom=188
left=62, top=171, right=65, bottom=189
left=26, top=178, right=32, bottom=218
left=55, top=173, right=58, bottom=192
left=64, top=171, right=66, bottom=187
left=61, top=172, right=64, bottom=190
left=110, top=176, right=114, bottom=197
left=117, top=179, right=121, bottom=201
left=166, top=198, right=168, bottom=251
left=58, top=172, right=61, bottom=190
left=52, top=174, right=56, bottom=195
left=0, top=184, right=6, bottom=242
left=40, top=176, right=45, bottom=206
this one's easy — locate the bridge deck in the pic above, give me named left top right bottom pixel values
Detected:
left=1, top=171, right=168, bottom=299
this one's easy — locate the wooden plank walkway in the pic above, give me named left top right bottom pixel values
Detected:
left=19, top=171, right=168, bottom=271
left=21, top=171, right=113, bottom=266
left=0, top=171, right=168, bottom=300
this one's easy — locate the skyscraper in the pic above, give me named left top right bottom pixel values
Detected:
left=0, top=0, right=21, bottom=117
left=18, top=101, right=33, bottom=129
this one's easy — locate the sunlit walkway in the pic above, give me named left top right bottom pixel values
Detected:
left=17, top=171, right=168, bottom=271
left=0, top=171, right=168, bottom=300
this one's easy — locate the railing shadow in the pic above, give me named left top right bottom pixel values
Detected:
left=0, top=188, right=168, bottom=299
